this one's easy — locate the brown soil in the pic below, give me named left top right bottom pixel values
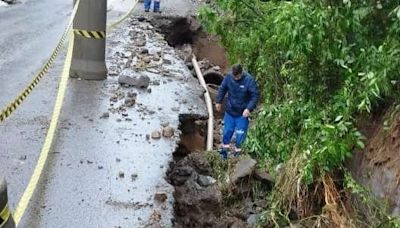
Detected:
left=349, top=107, right=400, bottom=215
left=192, top=33, right=229, bottom=74
left=167, top=152, right=249, bottom=228
left=148, top=15, right=229, bottom=74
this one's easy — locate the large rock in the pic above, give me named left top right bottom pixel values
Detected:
left=118, top=75, right=137, bottom=86
left=118, top=75, right=150, bottom=89
left=230, top=159, right=257, bottom=184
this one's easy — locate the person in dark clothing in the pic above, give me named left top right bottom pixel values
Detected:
left=215, top=64, right=260, bottom=159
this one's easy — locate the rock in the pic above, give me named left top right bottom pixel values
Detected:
left=118, top=171, right=125, bottom=178
left=146, top=134, right=150, bottom=140
left=154, top=192, right=168, bottom=203
left=100, top=112, right=109, bottom=118
left=230, top=159, right=257, bottom=184
left=247, top=214, right=257, bottom=226
left=110, top=96, right=118, bottom=102
left=153, top=55, right=161, bottom=62
left=151, top=130, right=161, bottom=139
left=143, top=56, right=152, bottom=64
left=127, top=92, right=137, bottom=98
left=137, top=40, right=146, bottom=47
left=152, top=80, right=160, bottom=86
left=171, top=107, right=180, bottom=112
left=163, top=59, right=172, bottom=65
left=124, top=98, right=136, bottom=107
left=197, top=175, right=216, bottom=187
left=162, top=126, right=174, bottom=138
left=118, top=75, right=137, bottom=86
left=19, top=155, right=27, bottom=161
left=147, top=88, right=152, bottom=93
left=141, top=48, right=149, bottom=54
left=98, top=166, right=104, bottom=170
left=136, top=75, right=150, bottom=88
left=131, top=173, right=138, bottom=181
left=254, top=169, right=275, bottom=185
left=160, top=122, right=169, bottom=127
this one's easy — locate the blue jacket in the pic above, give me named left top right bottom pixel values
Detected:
left=216, top=72, right=260, bottom=117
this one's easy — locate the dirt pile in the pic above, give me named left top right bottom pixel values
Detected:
left=167, top=152, right=224, bottom=227
left=350, top=108, right=400, bottom=215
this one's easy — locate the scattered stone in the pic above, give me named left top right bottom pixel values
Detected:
left=162, top=126, right=174, bottom=138
left=87, top=160, right=93, bottom=164
left=154, top=192, right=168, bottom=203
left=141, top=48, right=149, bottom=54
left=100, top=112, right=109, bottom=118
left=116, top=158, right=121, bottom=162
left=230, top=158, right=257, bottom=184
left=153, top=55, right=160, bottom=62
left=147, top=88, right=152, bottom=93
left=127, top=92, right=137, bottom=98
left=116, top=118, right=122, bottom=122
left=160, top=122, right=169, bottom=127
left=125, top=118, right=132, bottom=121
left=136, top=75, right=150, bottom=88
left=98, top=166, right=104, bottom=170
left=151, top=130, right=161, bottom=139
left=152, top=80, right=160, bottom=86
left=171, top=107, right=180, bottom=112
left=143, top=56, right=152, bottom=64
left=19, top=155, right=27, bottom=161
left=119, top=171, right=125, bottom=178
left=163, top=59, right=172, bottom=65
left=124, top=98, right=136, bottom=107
left=146, top=134, right=150, bottom=140
left=148, top=110, right=155, bottom=115
left=197, top=175, right=216, bottom=187
left=110, top=95, right=118, bottom=102
left=122, top=113, right=129, bottom=117
left=254, top=169, right=275, bottom=185
left=137, top=40, right=146, bottom=47
left=131, top=173, right=138, bottom=181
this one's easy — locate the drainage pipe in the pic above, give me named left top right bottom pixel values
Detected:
left=192, top=55, right=214, bottom=151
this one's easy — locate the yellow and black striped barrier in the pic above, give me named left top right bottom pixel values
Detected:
left=0, top=178, right=15, bottom=228
left=73, top=29, right=106, bottom=39
left=0, top=2, right=73, bottom=124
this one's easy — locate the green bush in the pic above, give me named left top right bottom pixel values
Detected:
left=200, top=0, right=400, bottom=184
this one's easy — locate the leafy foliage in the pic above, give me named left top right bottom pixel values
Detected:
left=200, top=0, right=400, bottom=183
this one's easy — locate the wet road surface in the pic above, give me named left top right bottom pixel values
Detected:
left=0, top=0, right=206, bottom=227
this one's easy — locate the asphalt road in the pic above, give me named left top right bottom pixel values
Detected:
left=0, top=0, right=206, bottom=227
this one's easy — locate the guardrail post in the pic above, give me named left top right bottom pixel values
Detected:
left=70, top=0, right=107, bottom=80
left=0, top=177, right=15, bottom=228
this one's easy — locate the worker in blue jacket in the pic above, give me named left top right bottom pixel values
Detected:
left=216, top=64, right=260, bottom=159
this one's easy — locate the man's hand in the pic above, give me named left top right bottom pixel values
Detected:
left=215, top=103, right=222, bottom=112
left=242, top=109, right=251, bottom=117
